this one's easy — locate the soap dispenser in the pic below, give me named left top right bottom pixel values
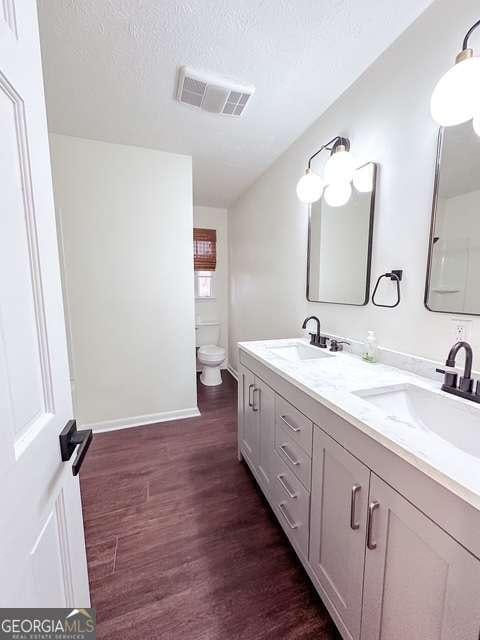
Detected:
left=362, top=331, right=377, bottom=363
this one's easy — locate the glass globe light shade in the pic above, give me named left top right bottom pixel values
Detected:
left=473, top=114, right=480, bottom=136
left=296, top=170, right=324, bottom=203
left=353, top=164, right=374, bottom=193
left=324, top=181, right=352, bottom=207
left=431, top=55, right=480, bottom=126
left=324, top=149, right=355, bottom=185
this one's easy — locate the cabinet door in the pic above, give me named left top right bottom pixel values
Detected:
left=240, top=368, right=258, bottom=466
left=310, top=428, right=370, bottom=640
left=362, top=474, right=480, bottom=640
left=255, top=378, right=275, bottom=492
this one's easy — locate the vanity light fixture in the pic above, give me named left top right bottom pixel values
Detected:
left=296, top=136, right=372, bottom=206
left=324, top=181, right=352, bottom=207
left=431, top=19, right=480, bottom=128
left=296, top=169, right=324, bottom=204
left=296, top=136, right=352, bottom=205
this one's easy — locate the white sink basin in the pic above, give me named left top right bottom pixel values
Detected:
left=354, top=383, right=480, bottom=459
left=269, top=342, right=333, bottom=362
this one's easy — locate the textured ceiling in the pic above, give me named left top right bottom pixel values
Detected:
left=37, top=0, right=433, bottom=207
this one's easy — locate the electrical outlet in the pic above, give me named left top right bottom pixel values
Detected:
left=451, top=319, right=471, bottom=343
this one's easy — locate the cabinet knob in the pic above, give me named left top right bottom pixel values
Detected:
left=280, top=444, right=300, bottom=466
left=350, top=484, right=361, bottom=530
left=280, top=415, right=301, bottom=432
left=252, top=387, right=260, bottom=411
left=248, top=383, right=254, bottom=407
left=367, top=501, right=380, bottom=550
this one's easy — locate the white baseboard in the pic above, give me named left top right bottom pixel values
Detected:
left=226, top=365, right=238, bottom=380
left=84, top=407, right=200, bottom=434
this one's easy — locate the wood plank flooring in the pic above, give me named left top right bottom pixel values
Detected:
left=80, top=371, right=338, bottom=639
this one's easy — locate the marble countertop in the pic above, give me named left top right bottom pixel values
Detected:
left=239, top=338, right=480, bottom=511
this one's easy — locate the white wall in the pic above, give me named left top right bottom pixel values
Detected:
left=193, top=206, right=229, bottom=367
left=229, top=0, right=480, bottom=371
left=50, top=134, right=198, bottom=429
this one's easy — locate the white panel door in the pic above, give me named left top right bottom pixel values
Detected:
left=0, top=1, right=90, bottom=606
left=361, top=474, right=480, bottom=640
left=310, top=427, right=370, bottom=640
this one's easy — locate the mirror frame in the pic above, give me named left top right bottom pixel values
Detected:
left=306, top=161, right=377, bottom=306
left=424, top=128, right=479, bottom=316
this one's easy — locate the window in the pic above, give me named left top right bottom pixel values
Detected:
left=193, top=228, right=216, bottom=270
left=193, top=228, right=216, bottom=298
left=195, top=270, right=214, bottom=298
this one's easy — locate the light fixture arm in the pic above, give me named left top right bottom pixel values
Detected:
left=307, top=136, right=350, bottom=169
left=463, top=19, right=480, bottom=51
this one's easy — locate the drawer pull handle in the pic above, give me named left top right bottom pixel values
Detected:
left=252, top=387, right=260, bottom=412
left=248, top=383, right=254, bottom=407
left=277, top=474, right=297, bottom=499
left=350, top=484, right=361, bottom=530
left=280, top=444, right=300, bottom=466
left=367, top=501, right=380, bottom=550
left=281, top=415, right=300, bottom=433
left=279, top=502, right=298, bottom=529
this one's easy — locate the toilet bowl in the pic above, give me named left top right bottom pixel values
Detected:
left=196, top=320, right=225, bottom=386
left=198, top=344, right=225, bottom=386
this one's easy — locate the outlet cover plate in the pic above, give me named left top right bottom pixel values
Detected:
left=451, top=318, right=472, bottom=343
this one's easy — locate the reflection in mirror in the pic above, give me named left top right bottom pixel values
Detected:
left=426, top=124, right=480, bottom=315
left=307, top=162, right=376, bottom=305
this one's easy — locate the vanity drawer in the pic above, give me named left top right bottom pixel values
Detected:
left=276, top=395, right=313, bottom=455
left=270, top=451, right=310, bottom=558
left=275, top=421, right=312, bottom=489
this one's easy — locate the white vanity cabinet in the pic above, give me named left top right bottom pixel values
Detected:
left=239, top=367, right=257, bottom=466
left=361, top=474, right=480, bottom=640
left=310, top=428, right=369, bottom=640
left=237, top=349, right=480, bottom=640
left=310, top=428, right=480, bottom=640
left=238, top=365, right=276, bottom=493
left=256, top=377, right=276, bottom=491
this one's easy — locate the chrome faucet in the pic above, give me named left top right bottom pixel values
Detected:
left=436, top=341, right=480, bottom=404
left=302, top=316, right=328, bottom=348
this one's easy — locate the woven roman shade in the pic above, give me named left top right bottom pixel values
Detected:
left=193, top=228, right=217, bottom=271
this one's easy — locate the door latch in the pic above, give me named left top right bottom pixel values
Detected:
left=59, top=420, right=93, bottom=476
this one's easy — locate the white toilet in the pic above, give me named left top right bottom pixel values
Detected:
left=196, top=321, right=226, bottom=386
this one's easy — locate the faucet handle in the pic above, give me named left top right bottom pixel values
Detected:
left=459, top=376, right=474, bottom=393
left=436, top=367, right=458, bottom=389
left=309, top=333, right=329, bottom=348
left=330, top=340, right=350, bottom=352
left=319, top=335, right=329, bottom=348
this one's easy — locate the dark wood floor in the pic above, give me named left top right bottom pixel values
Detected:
left=80, top=371, right=338, bottom=639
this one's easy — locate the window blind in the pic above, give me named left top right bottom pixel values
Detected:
left=193, top=228, right=217, bottom=271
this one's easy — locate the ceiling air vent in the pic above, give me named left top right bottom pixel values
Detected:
left=177, top=66, right=254, bottom=117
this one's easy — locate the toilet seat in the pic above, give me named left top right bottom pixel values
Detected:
left=198, top=344, right=225, bottom=362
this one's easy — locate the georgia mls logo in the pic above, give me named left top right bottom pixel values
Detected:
left=66, top=608, right=93, bottom=622
left=0, top=608, right=96, bottom=639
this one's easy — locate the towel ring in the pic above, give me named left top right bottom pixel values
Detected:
left=372, top=270, right=403, bottom=308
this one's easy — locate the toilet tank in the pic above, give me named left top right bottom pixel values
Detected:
left=195, top=321, right=220, bottom=347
